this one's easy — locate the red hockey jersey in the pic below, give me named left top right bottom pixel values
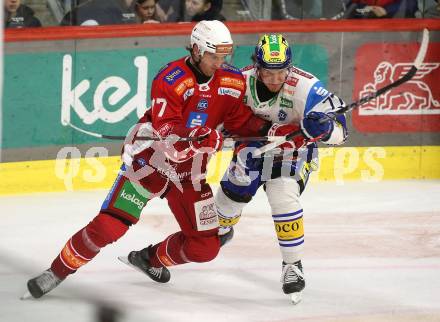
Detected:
left=150, top=56, right=263, bottom=138
left=135, top=56, right=266, bottom=184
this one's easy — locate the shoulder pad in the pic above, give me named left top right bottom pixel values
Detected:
left=221, top=63, right=242, bottom=75
left=290, top=66, right=315, bottom=80
left=240, top=64, right=254, bottom=72
left=154, top=63, right=170, bottom=80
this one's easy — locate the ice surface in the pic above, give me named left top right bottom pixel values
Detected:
left=1, top=180, right=439, bottom=322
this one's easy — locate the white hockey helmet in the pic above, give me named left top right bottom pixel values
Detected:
left=190, top=20, right=233, bottom=56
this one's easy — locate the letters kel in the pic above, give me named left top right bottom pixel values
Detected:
left=61, top=54, right=148, bottom=125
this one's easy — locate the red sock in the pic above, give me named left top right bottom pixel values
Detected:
left=51, top=213, right=129, bottom=279
left=149, top=232, right=189, bottom=267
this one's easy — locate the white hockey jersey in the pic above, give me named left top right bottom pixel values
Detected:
left=241, top=65, right=347, bottom=145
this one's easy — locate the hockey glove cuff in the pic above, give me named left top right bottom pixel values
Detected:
left=268, top=123, right=306, bottom=150
left=122, top=122, right=154, bottom=167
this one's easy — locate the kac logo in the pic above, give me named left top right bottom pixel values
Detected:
left=197, top=99, right=209, bottom=111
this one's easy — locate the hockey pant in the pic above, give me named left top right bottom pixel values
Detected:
left=148, top=181, right=220, bottom=268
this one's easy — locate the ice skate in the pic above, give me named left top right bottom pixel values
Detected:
left=219, top=226, right=234, bottom=247
left=281, top=261, right=305, bottom=305
left=23, top=269, right=63, bottom=299
left=118, top=246, right=170, bottom=283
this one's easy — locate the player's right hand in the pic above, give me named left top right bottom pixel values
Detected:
left=189, top=126, right=223, bottom=154
left=268, top=123, right=306, bottom=150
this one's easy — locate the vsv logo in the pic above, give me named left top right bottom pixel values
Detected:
left=120, top=189, right=145, bottom=210
left=61, top=54, right=148, bottom=125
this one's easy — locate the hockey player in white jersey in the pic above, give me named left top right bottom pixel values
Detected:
left=215, top=34, right=348, bottom=304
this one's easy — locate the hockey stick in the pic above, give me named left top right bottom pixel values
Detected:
left=253, top=28, right=430, bottom=157
left=66, top=121, right=283, bottom=143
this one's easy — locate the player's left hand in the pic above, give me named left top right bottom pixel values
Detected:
left=122, top=122, right=154, bottom=166
left=189, top=126, right=223, bottom=154
left=301, top=112, right=334, bottom=142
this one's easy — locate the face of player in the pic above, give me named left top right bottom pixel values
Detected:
left=198, top=51, right=228, bottom=77
left=258, top=67, right=289, bottom=93
left=137, top=0, right=156, bottom=20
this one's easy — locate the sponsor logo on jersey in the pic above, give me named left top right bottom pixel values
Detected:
left=314, top=86, right=329, bottom=97
left=270, top=51, right=280, bottom=57
left=278, top=110, right=287, bottom=121
left=291, top=66, right=314, bottom=79
left=218, top=87, right=241, bottom=98
left=286, top=76, right=299, bottom=87
left=186, top=112, right=208, bottom=128
left=164, top=66, right=185, bottom=85
left=280, top=97, right=293, bottom=109
left=283, top=88, right=295, bottom=96
left=220, top=77, right=245, bottom=90
left=197, top=99, right=209, bottom=111
left=352, top=42, right=440, bottom=133
left=198, top=84, right=210, bottom=92
left=174, top=78, right=194, bottom=95
left=183, top=88, right=194, bottom=101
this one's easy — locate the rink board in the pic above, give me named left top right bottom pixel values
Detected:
left=0, top=146, right=438, bottom=195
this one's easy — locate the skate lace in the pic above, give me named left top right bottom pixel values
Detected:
left=148, top=267, right=163, bottom=278
left=281, top=263, right=304, bottom=284
left=37, top=270, right=61, bottom=293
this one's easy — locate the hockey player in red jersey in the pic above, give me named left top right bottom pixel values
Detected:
left=25, top=20, right=270, bottom=299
